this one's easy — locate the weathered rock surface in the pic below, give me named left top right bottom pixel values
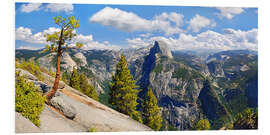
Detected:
left=15, top=112, right=42, bottom=133
left=16, top=68, right=38, bottom=81
left=50, top=92, right=77, bottom=120
left=29, top=80, right=51, bottom=93
left=15, top=69, right=152, bottom=133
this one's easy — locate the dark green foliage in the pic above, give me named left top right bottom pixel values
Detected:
left=142, top=88, right=162, bottom=131
left=15, top=60, right=44, bottom=81
left=79, top=74, right=99, bottom=101
left=77, top=66, right=95, bottom=78
left=194, top=119, right=211, bottom=130
left=233, top=108, right=258, bottom=129
left=172, top=66, right=189, bottom=79
left=70, top=67, right=81, bottom=90
left=198, top=80, right=231, bottom=129
left=61, top=71, right=69, bottom=84
left=152, top=64, right=163, bottom=73
left=98, top=80, right=112, bottom=107
left=15, top=71, right=45, bottom=127
left=172, top=64, right=204, bottom=80
left=109, top=55, right=142, bottom=123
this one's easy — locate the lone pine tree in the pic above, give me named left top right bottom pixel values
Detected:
left=109, top=54, right=142, bottom=123
left=142, top=88, right=162, bottom=131
left=44, top=16, right=83, bottom=101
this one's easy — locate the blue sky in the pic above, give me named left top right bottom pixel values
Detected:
left=15, top=3, right=258, bottom=51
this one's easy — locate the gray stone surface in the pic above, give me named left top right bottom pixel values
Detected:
left=15, top=112, right=42, bottom=133
left=29, top=80, right=52, bottom=93
left=39, top=104, right=87, bottom=132
left=50, top=92, right=77, bottom=120
left=16, top=68, right=38, bottom=81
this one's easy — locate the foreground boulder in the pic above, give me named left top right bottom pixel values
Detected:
left=50, top=92, right=77, bottom=120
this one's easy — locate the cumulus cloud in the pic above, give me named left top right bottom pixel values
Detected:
left=19, top=3, right=74, bottom=14
left=45, top=3, right=74, bottom=14
left=126, top=28, right=257, bottom=51
left=89, top=7, right=184, bottom=35
left=16, top=27, right=47, bottom=44
left=216, top=7, right=244, bottom=19
left=15, top=27, right=119, bottom=50
left=188, top=14, right=216, bottom=33
left=20, top=3, right=42, bottom=13
left=126, top=38, right=151, bottom=48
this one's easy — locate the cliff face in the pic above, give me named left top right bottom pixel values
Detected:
left=130, top=41, right=205, bottom=129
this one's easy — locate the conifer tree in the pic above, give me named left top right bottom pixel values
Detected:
left=70, top=67, right=80, bottom=90
left=44, top=16, right=83, bottom=101
left=109, top=54, right=142, bottom=123
left=79, top=74, right=99, bottom=101
left=142, top=88, right=162, bottom=131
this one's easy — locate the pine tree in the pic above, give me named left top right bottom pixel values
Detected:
left=142, top=88, right=162, bottom=131
left=194, top=119, right=211, bottom=130
left=44, top=16, right=83, bottom=101
left=70, top=67, right=80, bottom=90
left=79, top=74, right=99, bottom=101
left=109, top=54, right=142, bottom=122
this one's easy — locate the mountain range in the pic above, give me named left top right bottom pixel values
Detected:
left=15, top=40, right=258, bottom=130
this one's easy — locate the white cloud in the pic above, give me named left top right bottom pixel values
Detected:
left=154, top=12, right=184, bottom=27
left=127, top=28, right=258, bottom=51
left=188, top=14, right=216, bottom=33
left=20, top=3, right=42, bottom=13
left=45, top=3, right=74, bottom=14
left=126, top=38, right=151, bottom=48
left=216, top=7, right=244, bottom=19
left=15, top=27, right=46, bottom=44
left=89, top=7, right=184, bottom=35
left=15, top=27, right=119, bottom=50
left=138, top=33, right=152, bottom=38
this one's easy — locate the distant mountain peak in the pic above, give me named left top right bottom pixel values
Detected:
left=152, top=40, right=173, bottom=59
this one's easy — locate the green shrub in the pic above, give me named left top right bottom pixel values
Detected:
left=88, top=127, right=97, bottom=132
left=194, top=119, right=211, bottom=130
left=233, top=108, right=258, bottom=129
left=16, top=61, right=44, bottom=81
left=15, top=71, right=46, bottom=127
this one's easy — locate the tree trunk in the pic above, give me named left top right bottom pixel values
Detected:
left=46, top=28, right=64, bottom=101
left=46, top=52, right=61, bottom=101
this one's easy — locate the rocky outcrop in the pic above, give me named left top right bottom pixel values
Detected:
left=15, top=68, right=152, bottom=133
left=29, top=80, right=51, bottom=93
left=131, top=41, right=204, bottom=130
left=61, top=52, right=77, bottom=72
left=50, top=92, right=77, bottom=120
left=16, top=68, right=38, bottom=81
left=74, top=52, right=88, bottom=66
left=153, top=40, right=173, bottom=59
